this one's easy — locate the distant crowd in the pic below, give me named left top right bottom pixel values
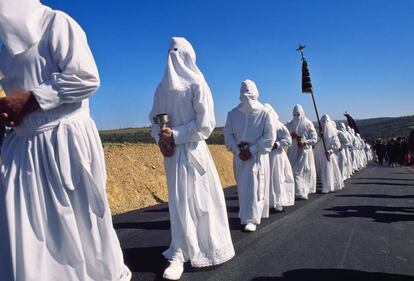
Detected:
left=372, top=129, right=414, bottom=167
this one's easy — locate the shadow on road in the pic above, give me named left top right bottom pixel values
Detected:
left=335, top=194, right=414, bottom=199
left=144, top=207, right=169, bottom=213
left=324, top=205, right=414, bottom=223
left=251, top=268, right=414, bottom=281
left=123, top=246, right=168, bottom=280
left=351, top=182, right=413, bottom=187
left=351, top=177, right=414, bottom=181
left=114, top=220, right=171, bottom=230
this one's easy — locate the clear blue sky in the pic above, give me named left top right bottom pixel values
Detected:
left=40, top=0, right=414, bottom=129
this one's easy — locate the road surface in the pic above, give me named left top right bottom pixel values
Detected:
left=114, top=164, right=414, bottom=281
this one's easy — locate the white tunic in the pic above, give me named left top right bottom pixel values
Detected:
left=0, top=10, right=128, bottom=281
left=224, top=100, right=275, bottom=225
left=267, top=105, right=295, bottom=207
left=150, top=77, right=235, bottom=266
left=315, top=115, right=344, bottom=193
left=285, top=105, right=317, bottom=197
left=337, top=129, right=351, bottom=180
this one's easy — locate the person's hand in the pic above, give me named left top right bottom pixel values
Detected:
left=159, top=142, right=174, bottom=157
left=291, top=131, right=298, bottom=139
left=297, top=140, right=305, bottom=147
left=0, top=92, right=39, bottom=127
left=158, top=127, right=175, bottom=157
left=325, top=150, right=332, bottom=158
left=159, top=127, right=173, bottom=141
left=272, top=142, right=278, bottom=150
left=319, top=129, right=324, bottom=136
left=239, top=147, right=252, bottom=161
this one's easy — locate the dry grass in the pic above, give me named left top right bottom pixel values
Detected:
left=104, top=143, right=235, bottom=215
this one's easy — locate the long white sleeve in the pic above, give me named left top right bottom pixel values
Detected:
left=172, top=82, right=216, bottom=145
left=305, top=121, right=318, bottom=146
left=224, top=112, right=239, bottom=154
left=275, top=123, right=292, bottom=149
left=31, top=12, right=100, bottom=111
left=249, top=111, right=276, bottom=155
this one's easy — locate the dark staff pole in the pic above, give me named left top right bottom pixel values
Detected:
left=296, top=44, right=330, bottom=161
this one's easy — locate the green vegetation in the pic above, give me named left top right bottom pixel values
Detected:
left=99, top=115, right=414, bottom=144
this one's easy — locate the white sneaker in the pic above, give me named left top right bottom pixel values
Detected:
left=274, top=205, right=284, bottom=212
left=244, top=223, right=257, bottom=232
left=300, top=195, right=308, bottom=200
left=163, top=260, right=184, bottom=280
left=120, top=267, right=132, bottom=281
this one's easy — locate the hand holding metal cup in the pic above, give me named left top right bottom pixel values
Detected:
left=297, top=136, right=305, bottom=147
left=153, top=113, right=175, bottom=157
left=153, top=113, right=170, bottom=130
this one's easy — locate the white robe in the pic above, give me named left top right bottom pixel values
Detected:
left=285, top=106, right=317, bottom=197
left=337, top=130, right=351, bottom=180
left=224, top=102, right=275, bottom=225
left=0, top=10, right=128, bottom=281
left=315, top=115, right=344, bottom=193
left=150, top=80, right=235, bottom=266
left=267, top=106, right=294, bottom=207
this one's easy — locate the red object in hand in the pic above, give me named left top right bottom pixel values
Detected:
left=0, top=91, right=39, bottom=127
left=239, top=147, right=252, bottom=161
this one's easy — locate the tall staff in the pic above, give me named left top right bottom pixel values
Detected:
left=296, top=44, right=329, bottom=161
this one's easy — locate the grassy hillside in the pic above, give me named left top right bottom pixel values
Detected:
left=100, top=115, right=414, bottom=144
left=335, top=115, right=414, bottom=141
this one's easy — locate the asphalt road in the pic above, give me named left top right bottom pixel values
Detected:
left=114, top=164, right=414, bottom=281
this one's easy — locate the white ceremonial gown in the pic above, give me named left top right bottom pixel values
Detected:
left=150, top=37, right=234, bottom=267
left=285, top=105, right=317, bottom=198
left=335, top=122, right=351, bottom=180
left=315, top=115, right=344, bottom=193
left=339, top=122, right=354, bottom=177
left=224, top=80, right=275, bottom=225
left=0, top=6, right=128, bottom=281
left=266, top=104, right=295, bottom=207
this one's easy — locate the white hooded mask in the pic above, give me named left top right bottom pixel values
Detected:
left=238, top=79, right=263, bottom=114
left=0, top=0, right=49, bottom=56
left=160, top=37, right=204, bottom=92
left=321, top=114, right=337, bottom=139
left=340, top=122, right=347, bottom=132
left=289, top=104, right=307, bottom=135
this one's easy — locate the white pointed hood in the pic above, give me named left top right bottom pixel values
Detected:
left=160, top=36, right=204, bottom=92
left=321, top=114, right=336, bottom=139
left=238, top=79, right=263, bottom=114
left=0, top=0, right=49, bottom=55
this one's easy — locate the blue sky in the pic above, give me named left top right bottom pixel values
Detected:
left=41, top=0, right=414, bottom=129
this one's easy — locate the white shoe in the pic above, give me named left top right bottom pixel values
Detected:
left=244, top=223, right=257, bottom=232
left=163, top=260, right=184, bottom=280
left=274, top=205, right=284, bottom=212
left=300, top=195, right=308, bottom=200
left=120, top=267, right=132, bottom=281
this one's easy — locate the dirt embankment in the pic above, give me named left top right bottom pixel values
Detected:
left=104, top=143, right=235, bottom=215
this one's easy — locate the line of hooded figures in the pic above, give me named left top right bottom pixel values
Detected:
left=149, top=38, right=374, bottom=280
left=0, top=2, right=374, bottom=281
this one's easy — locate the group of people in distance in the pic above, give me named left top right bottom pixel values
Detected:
left=0, top=1, right=372, bottom=281
left=373, top=133, right=414, bottom=167
left=150, top=37, right=372, bottom=279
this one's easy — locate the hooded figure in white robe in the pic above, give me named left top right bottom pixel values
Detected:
left=285, top=104, right=317, bottom=200
left=224, top=80, right=275, bottom=230
left=334, top=121, right=351, bottom=181
left=0, top=1, right=130, bottom=280
left=339, top=122, right=353, bottom=178
left=265, top=104, right=295, bottom=210
left=347, top=127, right=359, bottom=172
left=149, top=37, right=235, bottom=274
left=315, top=115, right=344, bottom=193
left=356, top=133, right=368, bottom=167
